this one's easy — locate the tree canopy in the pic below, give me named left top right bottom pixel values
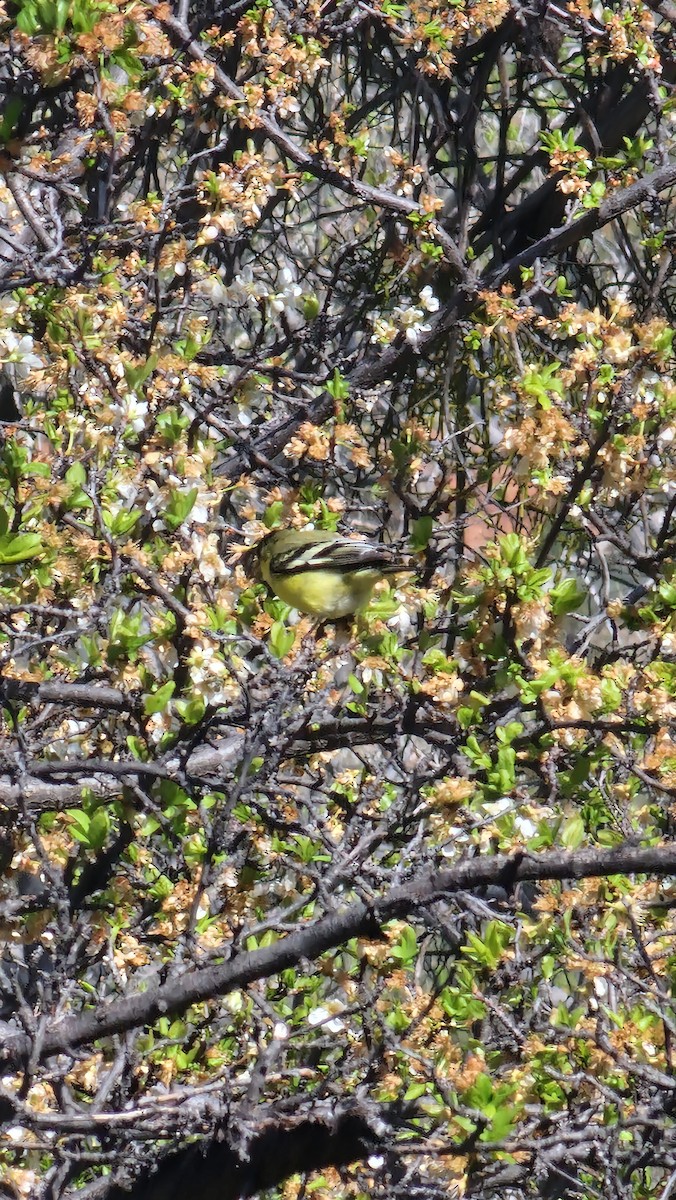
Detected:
left=1, top=0, right=676, bottom=1197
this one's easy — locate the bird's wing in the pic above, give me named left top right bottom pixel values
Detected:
left=271, top=538, right=405, bottom=576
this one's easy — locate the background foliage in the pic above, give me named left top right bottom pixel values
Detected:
left=1, top=0, right=676, bottom=1196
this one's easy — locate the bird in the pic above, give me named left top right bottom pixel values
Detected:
left=254, top=528, right=413, bottom=619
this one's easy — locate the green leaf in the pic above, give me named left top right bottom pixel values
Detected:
left=149, top=874, right=173, bottom=901
left=560, top=814, right=585, bottom=850
left=67, top=809, right=90, bottom=837
left=462, top=736, right=491, bottom=771
left=24, top=461, right=51, bottom=478
left=269, top=620, right=295, bottom=659
left=123, top=353, right=158, bottom=393
left=264, top=501, right=285, bottom=529
left=126, top=735, right=148, bottom=760
left=87, top=808, right=110, bottom=850
left=175, top=695, right=207, bottom=724
left=550, top=578, right=587, bottom=615
left=173, top=332, right=206, bottom=361
left=55, top=0, right=69, bottom=31
left=466, top=1073, right=494, bottom=1107
left=110, top=47, right=143, bottom=76
left=492, top=745, right=516, bottom=791
left=0, top=533, right=43, bottom=563
left=659, top=580, right=676, bottom=608
left=66, top=461, right=87, bottom=486
left=421, top=649, right=458, bottom=674
left=164, top=487, right=198, bottom=531
left=157, top=406, right=190, bottom=444
left=521, top=362, right=563, bottom=409
left=482, top=1105, right=517, bottom=1141
left=326, top=368, right=349, bottom=401
left=599, top=678, right=622, bottom=712
left=390, top=924, right=418, bottom=967
left=496, top=721, right=523, bottom=744
left=108, top=608, right=150, bottom=661
left=0, top=96, right=25, bottom=144
left=410, top=515, right=433, bottom=551
left=143, top=680, right=176, bottom=715
left=102, top=508, right=140, bottom=536
left=461, top=921, right=513, bottom=969
left=302, top=293, right=320, bottom=319
left=499, top=533, right=523, bottom=565
left=16, top=4, right=40, bottom=33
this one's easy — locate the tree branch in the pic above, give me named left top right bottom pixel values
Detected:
left=65, top=1104, right=381, bottom=1200
left=4, top=842, right=676, bottom=1069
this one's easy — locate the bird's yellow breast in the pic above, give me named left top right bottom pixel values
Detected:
left=262, top=566, right=382, bottom=618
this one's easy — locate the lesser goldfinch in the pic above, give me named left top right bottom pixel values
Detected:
left=255, top=528, right=412, bottom=618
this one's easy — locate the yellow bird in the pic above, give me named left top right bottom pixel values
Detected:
left=256, top=528, right=412, bottom=619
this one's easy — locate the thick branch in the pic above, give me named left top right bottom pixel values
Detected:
left=487, top=160, right=676, bottom=288
left=3, top=842, right=676, bottom=1068
left=67, top=1104, right=380, bottom=1200
left=1, top=679, right=129, bottom=711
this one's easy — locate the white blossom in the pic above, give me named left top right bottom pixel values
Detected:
left=110, top=395, right=149, bottom=434
left=392, top=303, right=431, bottom=349
left=307, top=1006, right=345, bottom=1033
left=419, top=285, right=439, bottom=312
left=0, top=331, right=42, bottom=377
